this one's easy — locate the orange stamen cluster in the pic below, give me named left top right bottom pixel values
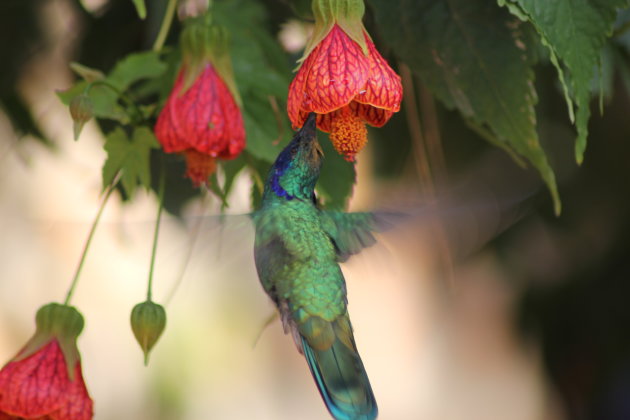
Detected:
left=184, top=149, right=217, bottom=187
left=329, top=108, right=367, bottom=161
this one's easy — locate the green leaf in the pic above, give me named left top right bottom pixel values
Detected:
left=220, top=158, right=247, bottom=201
left=103, top=126, right=159, bottom=197
left=213, top=0, right=293, bottom=161
left=208, top=158, right=246, bottom=209
left=58, top=52, right=167, bottom=125
left=243, top=93, right=288, bottom=162
left=499, top=0, right=630, bottom=163
left=131, top=0, right=147, bottom=19
left=107, top=51, right=167, bottom=91
left=317, top=134, right=356, bottom=210
left=69, top=62, right=105, bottom=82
left=242, top=152, right=271, bottom=209
left=57, top=82, right=127, bottom=123
left=369, top=0, right=560, bottom=214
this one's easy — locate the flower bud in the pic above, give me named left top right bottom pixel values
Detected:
left=69, top=94, right=93, bottom=140
left=0, top=303, right=93, bottom=418
left=131, top=300, right=167, bottom=365
left=179, top=18, right=240, bottom=104
left=15, top=303, right=85, bottom=379
left=35, top=302, right=85, bottom=337
left=305, top=0, right=368, bottom=59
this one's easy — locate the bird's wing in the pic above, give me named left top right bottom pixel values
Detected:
left=319, top=211, right=400, bottom=262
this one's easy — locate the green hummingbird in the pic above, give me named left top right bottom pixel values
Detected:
left=253, top=113, right=383, bottom=420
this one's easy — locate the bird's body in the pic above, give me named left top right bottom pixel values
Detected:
left=252, top=114, right=379, bottom=420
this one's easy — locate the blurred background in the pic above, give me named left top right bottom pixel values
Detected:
left=2, top=0, right=630, bottom=419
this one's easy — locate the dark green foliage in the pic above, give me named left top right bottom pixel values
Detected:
left=499, top=0, right=630, bottom=163
left=317, top=134, right=357, bottom=210
left=103, top=126, right=160, bottom=196
left=4, top=0, right=630, bottom=216
left=368, top=0, right=560, bottom=213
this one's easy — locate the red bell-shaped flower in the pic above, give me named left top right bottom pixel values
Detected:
left=155, top=17, right=245, bottom=186
left=0, top=303, right=93, bottom=420
left=287, top=0, right=402, bottom=161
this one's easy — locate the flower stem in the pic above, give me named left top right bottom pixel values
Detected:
left=153, top=0, right=178, bottom=52
left=64, top=177, right=119, bottom=305
left=147, top=163, right=166, bottom=301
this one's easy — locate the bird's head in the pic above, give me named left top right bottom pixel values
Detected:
left=265, top=113, right=324, bottom=201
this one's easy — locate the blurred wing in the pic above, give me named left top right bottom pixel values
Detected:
left=370, top=150, right=539, bottom=262
left=319, top=211, right=403, bottom=262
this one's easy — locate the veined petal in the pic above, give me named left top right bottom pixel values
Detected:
left=174, top=64, right=228, bottom=154
left=316, top=112, right=334, bottom=133
left=155, top=63, right=246, bottom=162
left=0, top=340, right=92, bottom=420
left=0, top=341, right=65, bottom=417
left=51, top=364, right=92, bottom=420
left=155, top=72, right=189, bottom=154
left=215, top=76, right=246, bottom=159
left=287, top=51, right=315, bottom=130
left=354, top=33, right=402, bottom=113
left=301, top=25, right=370, bottom=115
left=351, top=101, right=394, bottom=128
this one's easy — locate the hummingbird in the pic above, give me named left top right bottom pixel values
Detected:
left=253, top=113, right=382, bottom=420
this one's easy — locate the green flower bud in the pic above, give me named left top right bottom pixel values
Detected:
left=35, top=302, right=85, bottom=337
left=69, top=94, right=93, bottom=140
left=312, top=0, right=366, bottom=25
left=304, top=0, right=368, bottom=59
left=130, top=300, right=167, bottom=366
left=15, top=303, right=85, bottom=379
left=178, top=17, right=240, bottom=105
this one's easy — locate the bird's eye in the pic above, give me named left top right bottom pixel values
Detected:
left=290, top=146, right=298, bottom=156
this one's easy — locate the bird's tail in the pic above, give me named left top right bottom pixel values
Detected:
left=299, top=316, right=377, bottom=420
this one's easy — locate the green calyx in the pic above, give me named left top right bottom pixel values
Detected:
left=299, top=0, right=368, bottom=66
left=179, top=14, right=241, bottom=106
left=130, top=300, right=167, bottom=366
left=69, top=94, right=93, bottom=140
left=14, top=303, right=85, bottom=380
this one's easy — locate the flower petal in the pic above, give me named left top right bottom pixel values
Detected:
left=300, top=25, right=370, bottom=116
left=154, top=72, right=188, bottom=154
left=316, top=111, right=334, bottom=133
left=50, top=364, right=93, bottom=420
left=215, top=77, right=246, bottom=159
left=155, top=64, right=245, bottom=159
left=354, top=33, right=402, bottom=113
left=0, top=341, right=71, bottom=418
left=287, top=52, right=314, bottom=130
left=352, top=101, right=394, bottom=127
left=175, top=64, right=228, bottom=154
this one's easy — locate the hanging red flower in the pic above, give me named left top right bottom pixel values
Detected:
left=0, top=304, right=93, bottom=420
left=287, top=0, right=403, bottom=161
left=155, top=18, right=245, bottom=186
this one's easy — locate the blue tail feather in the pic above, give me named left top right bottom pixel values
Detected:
left=301, top=335, right=378, bottom=420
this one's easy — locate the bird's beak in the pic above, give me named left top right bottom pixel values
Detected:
left=300, top=113, right=317, bottom=141
left=300, top=112, right=324, bottom=159
left=298, top=113, right=323, bottom=160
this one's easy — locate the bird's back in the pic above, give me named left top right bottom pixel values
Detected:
left=254, top=199, right=346, bottom=320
